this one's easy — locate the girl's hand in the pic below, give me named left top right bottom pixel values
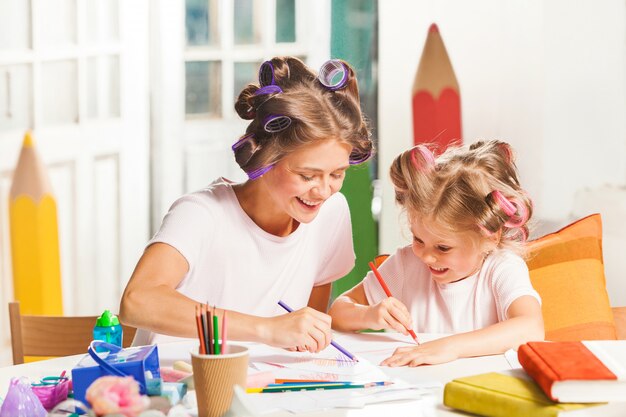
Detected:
left=261, top=307, right=332, bottom=353
left=380, top=338, right=459, bottom=367
left=364, top=297, right=413, bottom=335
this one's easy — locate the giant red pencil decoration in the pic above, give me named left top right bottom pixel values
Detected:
left=412, top=23, right=462, bottom=151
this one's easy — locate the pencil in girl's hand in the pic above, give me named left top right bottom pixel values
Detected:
left=195, top=305, right=206, bottom=354
left=368, top=261, right=420, bottom=345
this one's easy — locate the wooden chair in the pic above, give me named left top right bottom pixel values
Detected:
left=8, top=301, right=136, bottom=365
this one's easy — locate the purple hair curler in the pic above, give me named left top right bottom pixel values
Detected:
left=349, top=148, right=372, bottom=165
left=247, top=164, right=274, bottom=180
left=231, top=133, right=255, bottom=151
left=263, top=114, right=292, bottom=133
left=318, top=59, right=349, bottom=91
left=254, top=85, right=283, bottom=96
left=258, top=61, right=275, bottom=87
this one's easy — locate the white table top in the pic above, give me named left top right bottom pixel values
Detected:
left=0, top=332, right=514, bottom=416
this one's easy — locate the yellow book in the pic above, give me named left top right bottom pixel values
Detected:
left=443, top=371, right=618, bottom=417
left=9, top=131, right=63, bottom=315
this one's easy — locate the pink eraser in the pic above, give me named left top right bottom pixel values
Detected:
left=160, top=366, right=192, bottom=383
left=246, top=371, right=275, bottom=388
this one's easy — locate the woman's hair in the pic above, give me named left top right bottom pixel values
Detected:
left=233, top=56, right=373, bottom=178
left=390, top=140, right=533, bottom=256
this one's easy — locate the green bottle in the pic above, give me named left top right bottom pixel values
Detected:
left=93, top=310, right=123, bottom=351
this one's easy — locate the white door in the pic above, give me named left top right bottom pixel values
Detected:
left=151, top=0, right=332, bottom=227
left=0, top=0, right=150, bottom=364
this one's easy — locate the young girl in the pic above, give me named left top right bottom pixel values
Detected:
left=329, top=140, right=544, bottom=366
left=120, top=57, right=372, bottom=353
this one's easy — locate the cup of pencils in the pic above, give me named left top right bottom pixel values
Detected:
left=192, top=304, right=248, bottom=417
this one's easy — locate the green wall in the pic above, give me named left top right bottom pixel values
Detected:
left=330, top=0, right=378, bottom=299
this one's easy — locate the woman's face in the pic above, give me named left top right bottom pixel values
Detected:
left=262, top=140, right=352, bottom=224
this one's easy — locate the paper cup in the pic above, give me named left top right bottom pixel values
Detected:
left=191, top=344, right=249, bottom=417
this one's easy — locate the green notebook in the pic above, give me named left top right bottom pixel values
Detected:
left=443, top=371, right=608, bottom=417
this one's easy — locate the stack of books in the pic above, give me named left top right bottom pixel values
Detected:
left=443, top=341, right=626, bottom=417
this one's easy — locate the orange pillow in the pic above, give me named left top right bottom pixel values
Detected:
left=526, top=214, right=617, bottom=341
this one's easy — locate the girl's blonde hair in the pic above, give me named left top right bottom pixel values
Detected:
left=233, top=56, right=372, bottom=177
left=390, top=140, right=533, bottom=257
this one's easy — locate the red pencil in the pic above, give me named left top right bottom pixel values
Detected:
left=195, top=305, right=206, bottom=354
left=221, top=311, right=227, bottom=354
left=368, top=261, right=420, bottom=344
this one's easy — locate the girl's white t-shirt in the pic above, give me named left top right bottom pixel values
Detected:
left=362, top=246, right=541, bottom=333
left=133, top=178, right=355, bottom=345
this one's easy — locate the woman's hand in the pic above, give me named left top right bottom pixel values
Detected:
left=260, top=307, right=332, bottom=353
left=380, top=337, right=460, bottom=367
left=363, top=297, right=413, bottom=335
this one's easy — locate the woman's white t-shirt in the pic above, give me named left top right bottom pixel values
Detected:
left=133, top=178, right=355, bottom=345
left=362, top=246, right=541, bottom=333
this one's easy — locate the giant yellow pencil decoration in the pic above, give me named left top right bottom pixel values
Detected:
left=9, top=131, right=63, bottom=315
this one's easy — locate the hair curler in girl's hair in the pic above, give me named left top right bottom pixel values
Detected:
left=410, top=145, right=435, bottom=172
left=489, top=190, right=529, bottom=231
left=496, top=142, right=514, bottom=164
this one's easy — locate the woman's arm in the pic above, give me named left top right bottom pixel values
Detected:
left=120, top=243, right=333, bottom=352
left=307, top=283, right=331, bottom=312
left=328, top=283, right=413, bottom=335
left=381, top=295, right=545, bottom=367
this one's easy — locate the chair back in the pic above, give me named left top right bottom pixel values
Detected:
left=8, top=301, right=136, bottom=365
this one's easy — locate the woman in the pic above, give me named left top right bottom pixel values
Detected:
left=120, top=56, right=373, bottom=352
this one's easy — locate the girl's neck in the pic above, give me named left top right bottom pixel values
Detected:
left=232, top=181, right=299, bottom=237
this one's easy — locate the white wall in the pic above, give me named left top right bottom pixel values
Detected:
left=379, top=1, right=626, bottom=302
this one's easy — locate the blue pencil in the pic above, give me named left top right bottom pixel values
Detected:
left=277, top=300, right=358, bottom=362
left=268, top=381, right=390, bottom=387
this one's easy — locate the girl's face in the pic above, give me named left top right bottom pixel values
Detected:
left=262, top=139, right=351, bottom=224
left=410, top=216, right=493, bottom=284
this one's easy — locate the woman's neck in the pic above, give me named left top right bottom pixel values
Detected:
left=232, top=181, right=299, bottom=237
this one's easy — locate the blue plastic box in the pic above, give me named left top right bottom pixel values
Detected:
left=71, top=341, right=160, bottom=406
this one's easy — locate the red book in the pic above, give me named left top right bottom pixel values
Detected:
left=518, top=341, right=626, bottom=403
left=412, top=23, right=461, bottom=152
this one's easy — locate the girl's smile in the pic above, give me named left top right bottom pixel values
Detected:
left=411, top=217, right=494, bottom=284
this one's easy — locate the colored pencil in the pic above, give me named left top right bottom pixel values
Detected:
left=246, top=381, right=391, bottom=393
left=368, top=261, right=420, bottom=345
left=412, top=23, right=461, bottom=151
left=221, top=310, right=227, bottom=354
left=213, top=307, right=220, bottom=355
left=277, top=300, right=358, bottom=362
left=205, top=304, right=213, bottom=354
left=195, top=305, right=206, bottom=354
left=9, top=131, right=63, bottom=315
left=268, top=381, right=392, bottom=387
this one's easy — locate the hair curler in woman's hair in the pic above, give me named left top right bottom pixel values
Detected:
left=263, top=114, right=292, bottom=133
left=258, top=61, right=276, bottom=87
left=348, top=148, right=372, bottom=165
left=318, top=59, right=349, bottom=91
left=410, top=145, right=435, bottom=172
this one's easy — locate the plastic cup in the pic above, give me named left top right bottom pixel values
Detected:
left=190, top=344, right=249, bottom=417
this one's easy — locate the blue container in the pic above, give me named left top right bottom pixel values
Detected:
left=72, top=341, right=160, bottom=406
left=93, top=310, right=123, bottom=351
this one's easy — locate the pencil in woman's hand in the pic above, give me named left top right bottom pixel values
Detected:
left=368, top=261, right=420, bottom=345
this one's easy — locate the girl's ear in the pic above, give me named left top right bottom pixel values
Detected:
left=483, top=229, right=502, bottom=252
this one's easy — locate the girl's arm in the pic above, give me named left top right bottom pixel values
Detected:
left=120, top=243, right=333, bottom=352
left=328, top=282, right=413, bottom=335
left=381, top=295, right=544, bottom=367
